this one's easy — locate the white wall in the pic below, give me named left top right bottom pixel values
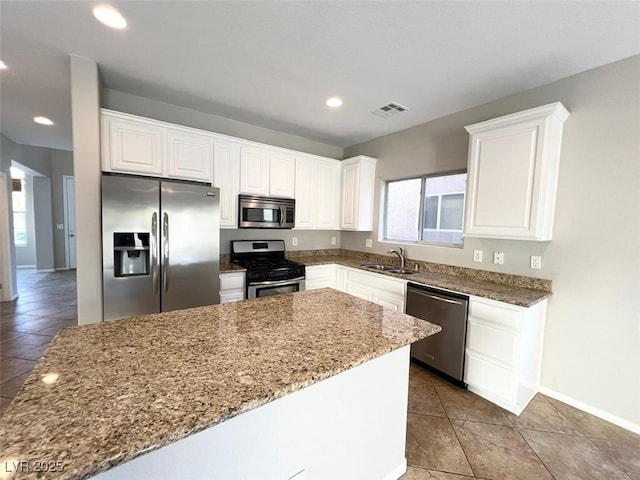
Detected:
left=102, top=89, right=343, bottom=159
left=344, top=56, right=640, bottom=429
left=70, top=55, right=103, bottom=325
left=220, top=229, right=340, bottom=255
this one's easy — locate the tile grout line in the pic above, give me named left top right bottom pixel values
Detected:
left=583, top=436, right=634, bottom=480
left=513, top=425, right=558, bottom=479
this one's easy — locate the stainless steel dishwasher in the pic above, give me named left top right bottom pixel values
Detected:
left=406, top=282, right=469, bottom=386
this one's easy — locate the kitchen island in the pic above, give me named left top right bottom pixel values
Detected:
left=0, top=288, right=440, bottom=480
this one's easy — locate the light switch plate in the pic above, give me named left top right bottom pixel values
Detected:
left=365, top=238, right=373, bottom=248
left=493, top=252, right=504, bottom=265
left=473, top=250, right=483, bottom=262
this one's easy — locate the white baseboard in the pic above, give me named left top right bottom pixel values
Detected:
left=36, top=268, right=55, bottom=273
left=16, top=265, right=36, bottom=269
left=55, top=268, right=70, bottom=271
left=538, top=386, right=640, bottom=435
left=382, top=458, right=407, bottom=480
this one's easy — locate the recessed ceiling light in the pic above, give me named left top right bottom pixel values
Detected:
left=326, top=97, right=343, bottom=108
left=34, top=116, right=54, bottom=126
left=93, top=4, right=127, bottom=29
left=0, top=60, right=7, bottom=70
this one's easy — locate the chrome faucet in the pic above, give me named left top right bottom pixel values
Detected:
left=387, top=247, right=406, bottom=269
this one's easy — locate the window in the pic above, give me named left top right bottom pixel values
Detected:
left=384, top=172, right=466, bottom=246
left=10, top=167, right=27, bottom=246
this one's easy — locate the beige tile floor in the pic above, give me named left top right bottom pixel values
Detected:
left=1, top=270, right=77, bottom=406
left=1, top=271, right=639, bottom=480
left=403, top=364, right=640, bottom=480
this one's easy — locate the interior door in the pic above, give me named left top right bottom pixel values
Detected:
left=63, top=175, right=77, bottom=269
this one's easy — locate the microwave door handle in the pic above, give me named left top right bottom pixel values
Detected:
left=279, top=206, right=284, bottom=227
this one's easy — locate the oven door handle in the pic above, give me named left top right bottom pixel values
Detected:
left=249, top=276, right=306, bottom=287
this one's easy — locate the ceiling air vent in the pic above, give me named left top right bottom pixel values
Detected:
left=370, top=102, right=409, bottom=119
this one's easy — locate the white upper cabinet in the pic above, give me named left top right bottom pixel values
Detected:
left=269, top=152, right=296, bottom=198
left=316, top=159, right=342, bottom=230
left=166, top=128, right=213, bottom=182
left=101, top=109, right=212, bottom=183
left=340, top=156, right=377, bottom=231
left=294, top=156, right=318, bottom=229
left=102, top=111, right=164, bottom=176
left=295, top=157, right=342, bottom=230
left=240, top=146, right=270, bottom=195
left=464, top=102, right=569, bottom=240
left=213, top=140, right=241, bottom=228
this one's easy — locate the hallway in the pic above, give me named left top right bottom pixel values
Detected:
left=0, top=270, right=77, bottom=413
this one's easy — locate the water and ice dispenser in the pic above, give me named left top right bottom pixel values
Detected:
left=113, top=233, right=150, bottom=277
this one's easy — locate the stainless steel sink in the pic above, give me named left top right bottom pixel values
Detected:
left=360, top=264, right=415, bottom=274
left=360, top=264, right=393, bottom=271
left=387, top=268, right=415, bottom=275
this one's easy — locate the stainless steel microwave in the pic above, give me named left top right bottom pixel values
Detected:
left=238, top=195, right=295, bottom=229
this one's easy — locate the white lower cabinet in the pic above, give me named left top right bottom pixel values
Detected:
left=219, top=272, right=245, bottom=304
left=464, top=296, right=547, bottom=415
left=304, top=265, right=336, bottom=291
left=335, top=266, right=406, bottom=312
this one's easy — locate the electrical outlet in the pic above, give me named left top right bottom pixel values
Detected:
left=493, top=252, right=504, bottom=265
left=365, top=238, right=373, bottom=248
left=530, top=255, right=542, bottom=269
left=331, top=236, right=337, bottom=246
left=473, top=250, right=483, bottom=262
left=56, top=224, right=64, bottom=230
left=292, top=237, right=298, bottom=247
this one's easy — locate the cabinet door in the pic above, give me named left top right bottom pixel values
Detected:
left=466, top=124, right=540, bottom=238
left=103, top=115, right=164, bottom=176
left=373, top=291, right=404, bottom=312
left=213, top=140, right=241, bottom=228
left=340, top=162, right=360, bottom=229
left=240, top=146, right=270, bottom=195
left=269, top=152, right=296, bottom=198
left=464, top=103, right=568, bottom=240
left=345, top=282, right=373, bottom=302
left=166, top=129, right=213, bottom=182
left=316, top=159, right=341, bottom=230
left=294, top=157, right=318, bottom=229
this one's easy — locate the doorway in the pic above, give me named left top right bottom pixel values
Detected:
left=63, top=175, right=76, bottom=269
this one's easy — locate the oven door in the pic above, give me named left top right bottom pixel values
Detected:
left=248, top=277, right=305, bottom=299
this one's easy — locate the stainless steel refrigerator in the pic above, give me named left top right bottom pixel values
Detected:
left=102, top=174, right=220, bottom=321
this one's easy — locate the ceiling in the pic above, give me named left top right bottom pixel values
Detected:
left=1, top=1, right=639, bottom=152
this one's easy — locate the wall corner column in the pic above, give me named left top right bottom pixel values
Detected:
left=70, top=55, right=102, bottom=325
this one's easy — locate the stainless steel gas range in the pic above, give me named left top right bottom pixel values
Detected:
left=230, top=240, right=305, bottom=299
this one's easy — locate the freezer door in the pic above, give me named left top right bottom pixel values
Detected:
left=102, top=175, right=160, bottom=321
left=160, top=181, right=220, bottom=312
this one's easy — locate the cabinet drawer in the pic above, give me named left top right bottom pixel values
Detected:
left=220, top=291, right=244, bottom=304
left=467, top=320, right=517, bottom=367
left=470, top=298, right=522, bottom=330
left=465, top=352, right=516, bottom=403
left=220, top=273, right=245, bottom=290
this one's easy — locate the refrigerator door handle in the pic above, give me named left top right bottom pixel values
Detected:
left=151, top=212, right=159, bottom=294
left=163, top=212, right=170, bottom=293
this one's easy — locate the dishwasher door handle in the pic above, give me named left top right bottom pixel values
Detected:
left=410, top=289, right=464, bottom=306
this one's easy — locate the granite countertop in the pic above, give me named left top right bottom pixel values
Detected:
left=0, top=289, right=439, bottom=480
left=219, top=261, right=245, bottom=273
left=296, top=255, right=551, bottom=307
